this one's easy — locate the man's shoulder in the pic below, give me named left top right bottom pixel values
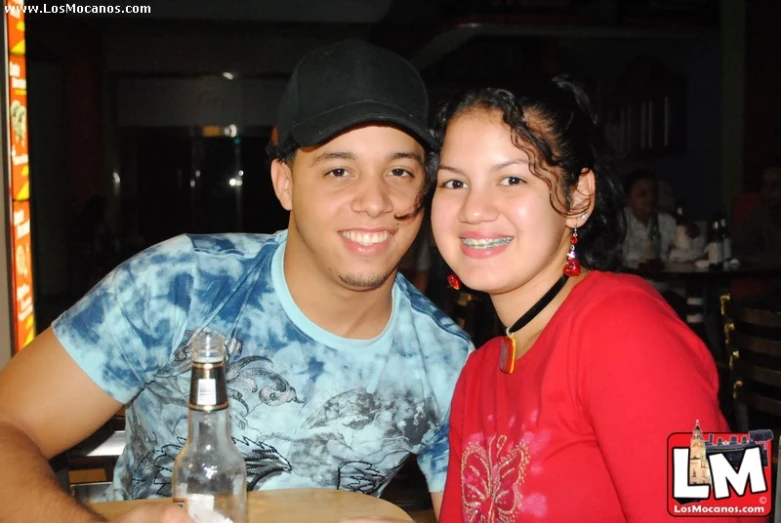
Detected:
left=185, top=231, right=284, bottom=259
left=112, top=232, right=285, bottom=297
left=136, top=231, right=283, bottom=263
left=395, top=277, right=473, bottom=348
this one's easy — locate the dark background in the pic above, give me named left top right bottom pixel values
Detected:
left=16, top=0, right=781, bottom=328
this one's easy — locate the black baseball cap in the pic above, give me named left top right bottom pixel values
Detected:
left=276, top=39, right=438, bottom=150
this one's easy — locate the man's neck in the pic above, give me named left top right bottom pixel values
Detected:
left=282, top=242, right=396, bottom=340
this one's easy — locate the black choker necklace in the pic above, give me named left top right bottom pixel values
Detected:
left=500, top=274, right=570, bottom=374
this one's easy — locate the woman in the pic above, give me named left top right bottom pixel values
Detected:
left=430, top=78, right=739, bottom=522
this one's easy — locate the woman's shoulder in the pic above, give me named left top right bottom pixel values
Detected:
left=565, top=271, right=709, bottom=364
left=569, top=271, right=673, bottom=320
left=577, top=270, right=661, bottom=297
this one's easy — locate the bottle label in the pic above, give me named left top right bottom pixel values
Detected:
left=175, top=494, right=236, bottom=523
left=706, top=242, right=723, bottom=265
left=723, top=238, right=732, bottom=260
left=189, top=362, right=228, bottom=411
left=197, top=378, right=217, bottom=405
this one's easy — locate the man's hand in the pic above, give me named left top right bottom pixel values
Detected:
left=111, top=503, right=194, bottom=523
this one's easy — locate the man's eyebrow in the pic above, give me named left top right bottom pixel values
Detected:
left=387, top=151, right=424, bottom=166
left=310, top=151, right=357, bottom=166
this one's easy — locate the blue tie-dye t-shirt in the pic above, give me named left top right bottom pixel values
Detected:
left=52, top=230, right=473, bottom=501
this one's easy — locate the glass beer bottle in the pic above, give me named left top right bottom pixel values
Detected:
left=172, top=331, right=248, bottom=523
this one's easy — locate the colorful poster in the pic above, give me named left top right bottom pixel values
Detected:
left=6, top=0, right=25, bottom=56
left=6, top=0, right=35, bottom=352
left=8, top=54, right=28, bottom=201
left=11, top=201, right=35, bottom=351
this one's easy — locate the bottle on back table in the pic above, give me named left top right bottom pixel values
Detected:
left=673, top=200, right=691, bottom=249
left=173, top=331, right=248, bottom=523
left=719, top=214, right=732, bottom=261
left=706, top=217, right=724, bottom=271
left=648, top=212, right=662, bottom=262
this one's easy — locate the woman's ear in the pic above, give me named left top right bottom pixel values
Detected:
left=271, top=159, right=293, bottom=211
left=566, top=169, right=596, bottom=229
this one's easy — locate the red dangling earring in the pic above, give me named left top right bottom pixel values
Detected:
left=563, top=227, right=581, bottom=276
left=447, top=273, right=462, bottom=290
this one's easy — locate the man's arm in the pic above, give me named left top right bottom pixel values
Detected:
left=429, top=492, right=442, bottom=519
left=0, top=328, right=124, bottom=521
left=0, top=329, right=193, bottom=523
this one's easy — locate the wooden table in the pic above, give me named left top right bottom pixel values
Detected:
left=89, top=488, right=413, bottom=522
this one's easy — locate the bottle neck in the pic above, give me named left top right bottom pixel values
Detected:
left=187, top=360, right=232, bottom=443
left=188, top=408, right=233, bottom=444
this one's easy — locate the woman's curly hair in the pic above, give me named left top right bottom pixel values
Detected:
left=431, top=76, right=626, bottom=271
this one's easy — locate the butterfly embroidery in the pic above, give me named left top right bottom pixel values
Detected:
left=461, top=434, right=531, bottom=522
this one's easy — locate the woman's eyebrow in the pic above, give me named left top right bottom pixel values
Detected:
left=438, top=164, right=465, bottom=175
left=490, top=158, right=529, bottom=172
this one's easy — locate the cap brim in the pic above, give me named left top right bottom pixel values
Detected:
left=290, top=101, right=439, bottom=150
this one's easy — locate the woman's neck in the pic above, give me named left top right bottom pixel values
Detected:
left=492, top=267, right=589, bottom=358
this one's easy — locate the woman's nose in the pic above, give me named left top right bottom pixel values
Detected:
left=458, top=189, right=498, bottom=223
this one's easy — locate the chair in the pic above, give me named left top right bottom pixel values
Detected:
left=50, top=410, right=126, bottom=502
left=721, top=293, right=781, bottom=520
left=721, top=293, right=781, bottom=431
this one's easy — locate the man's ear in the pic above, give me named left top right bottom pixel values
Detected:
left=271, top=159, right=293, bottom=211
left=566, top=169, right=596, bottom=229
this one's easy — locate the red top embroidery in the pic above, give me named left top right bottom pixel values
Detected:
left=462, top=434, right=529, bottom=522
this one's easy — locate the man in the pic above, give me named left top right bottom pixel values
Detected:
left=733, top=161, right=781, bottom=269
left=621, top=169, right=677, bottom=265
left=0, top=39, right=472, bottom=522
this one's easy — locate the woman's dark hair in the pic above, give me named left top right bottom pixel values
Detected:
left=431, top=75, right=625, bottom=271
left=265, top=131, right=438, bottom=221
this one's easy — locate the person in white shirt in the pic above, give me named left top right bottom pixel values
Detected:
left=620, top=169, right=706, bottom=322
left=622, top=169, right=677, bottom=265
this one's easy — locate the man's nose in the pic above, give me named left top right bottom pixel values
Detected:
left=351, top=177, right=394, bottom=217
